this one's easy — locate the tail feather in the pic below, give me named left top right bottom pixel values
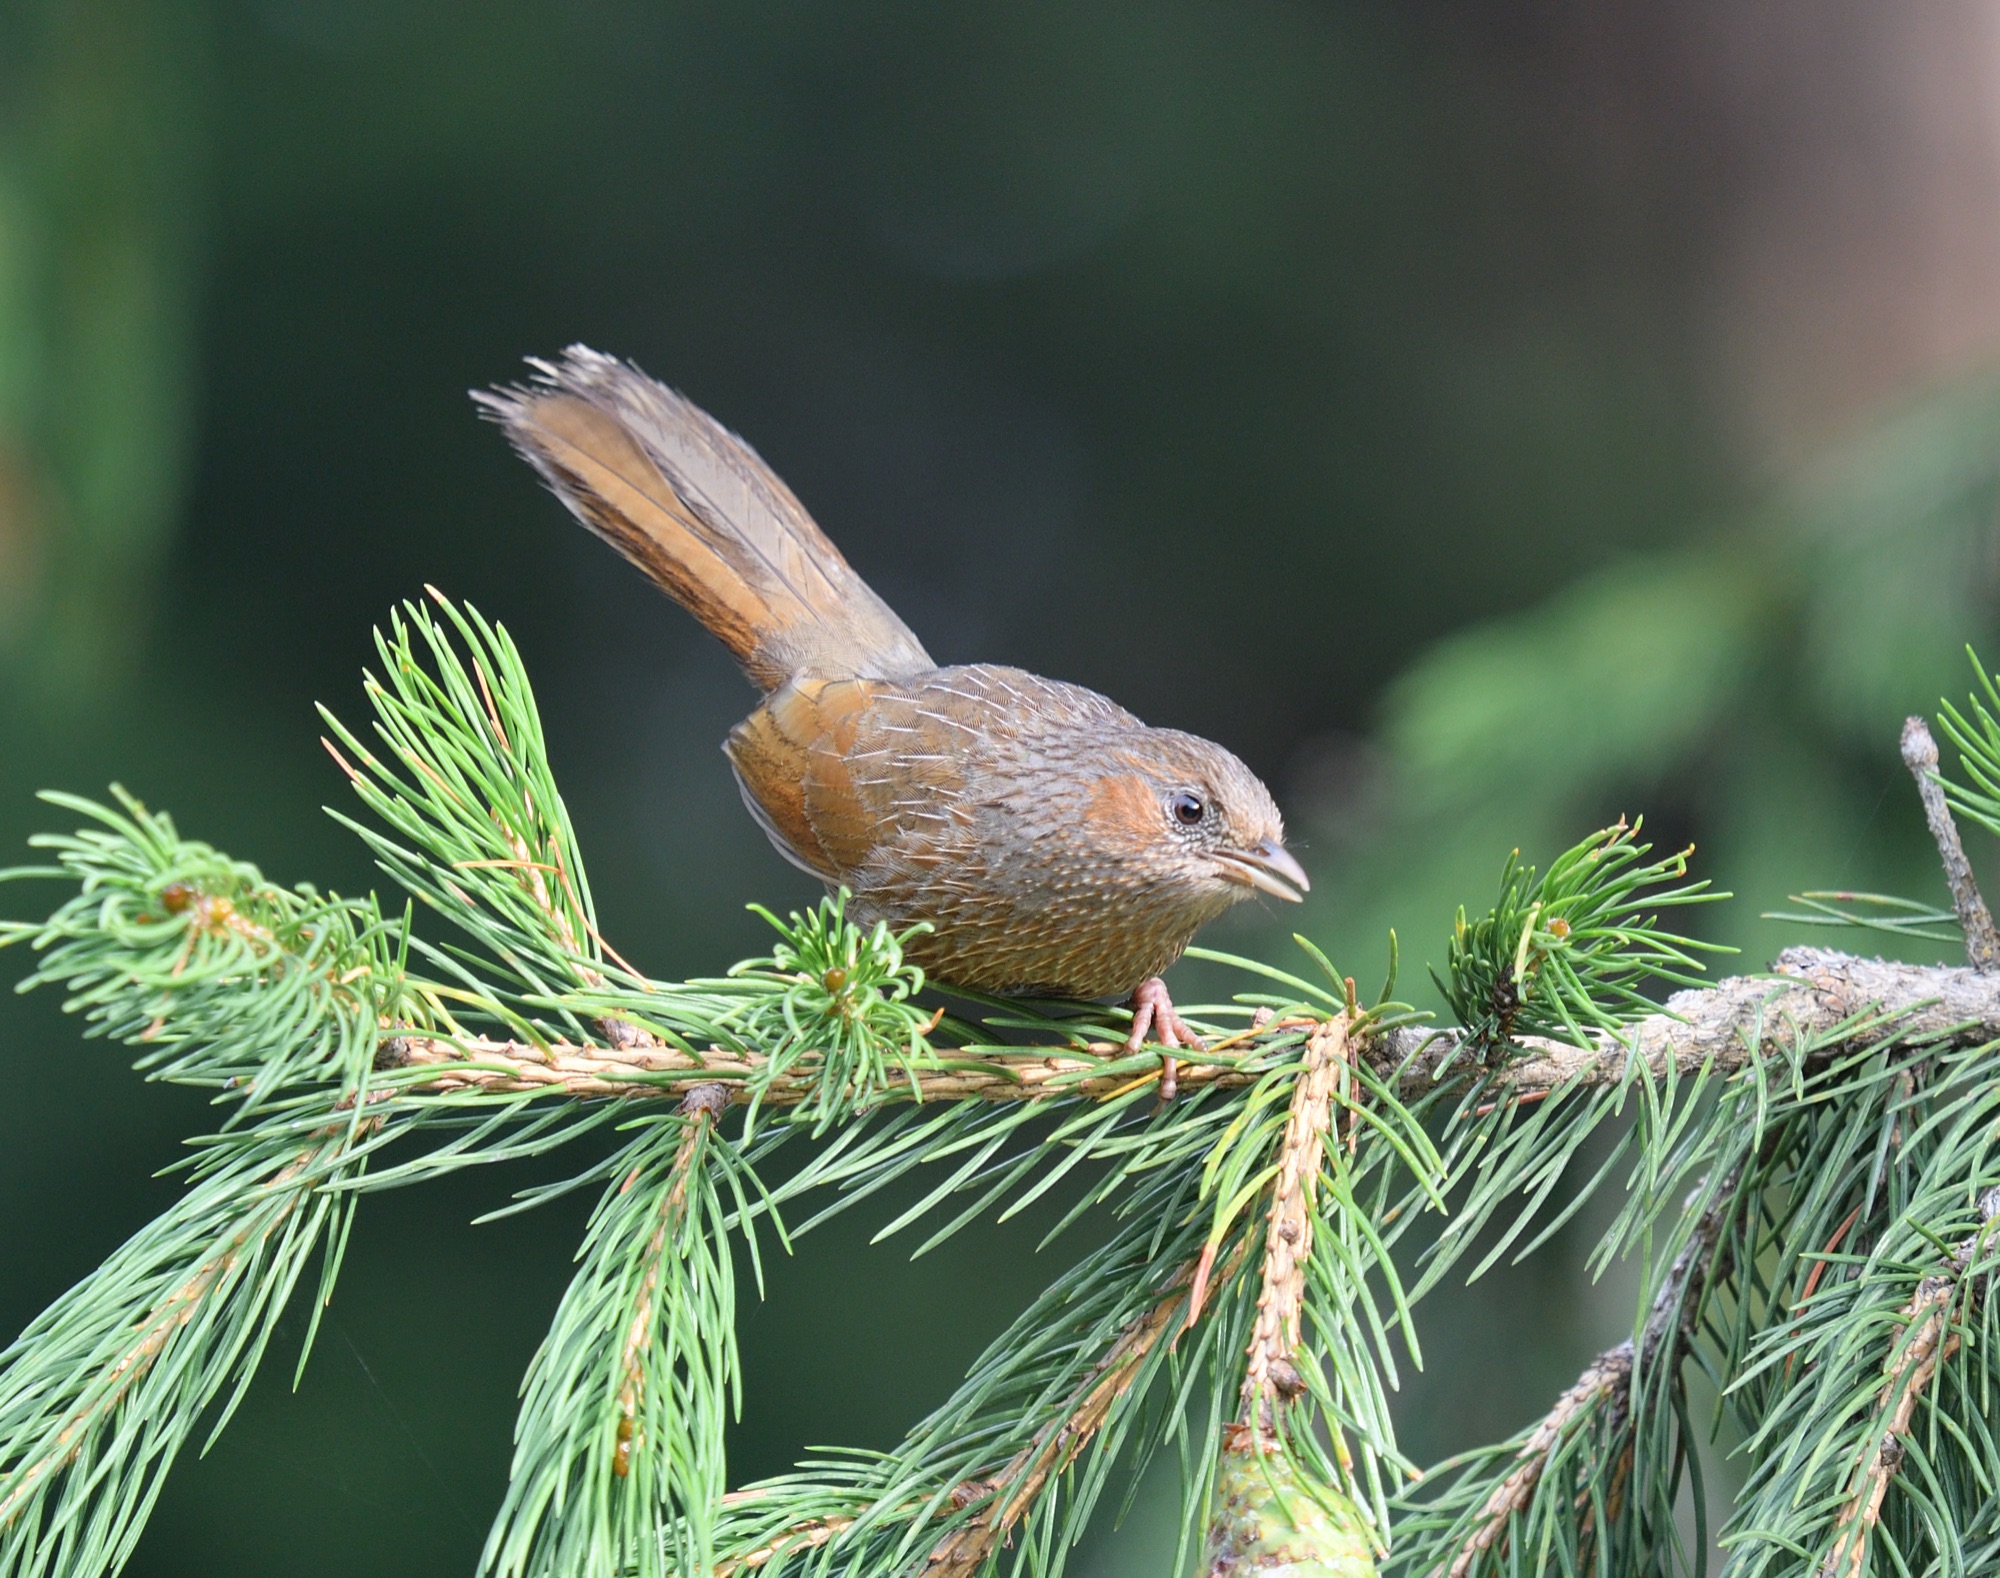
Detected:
left=476, top=346, right=932, bottom=691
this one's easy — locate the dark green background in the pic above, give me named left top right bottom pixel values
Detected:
left=4, top=4, right=1996, bottom=1572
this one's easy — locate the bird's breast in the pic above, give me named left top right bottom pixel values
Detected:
left=726, top=666, right=1226, bottom=998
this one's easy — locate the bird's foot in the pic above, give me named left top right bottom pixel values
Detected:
left=1126, top=976, right=1205, bottom=1101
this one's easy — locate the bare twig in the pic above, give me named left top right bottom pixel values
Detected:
left=1239, top=1015, right=1347, bottom=1437
left=1820, top=1185, right=2000, bottom=1578
left=1901, top=716, right=2000, bottom=971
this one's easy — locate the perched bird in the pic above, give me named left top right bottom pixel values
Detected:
left=478, top=347, right=1307, bottom=1083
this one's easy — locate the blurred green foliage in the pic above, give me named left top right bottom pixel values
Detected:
left=0, top=0, right=209, bottom=693
left=0, top=2, right=1994, bottom=1574
left=1298, top=372, right=2000, bottom=994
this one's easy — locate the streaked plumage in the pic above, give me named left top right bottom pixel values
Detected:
left=478, top=346, right=1307, bottom=1008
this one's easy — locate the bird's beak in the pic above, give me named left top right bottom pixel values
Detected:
left=1210, top=837, right=1310, bottom=903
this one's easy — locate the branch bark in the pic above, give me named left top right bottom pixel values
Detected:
left=1383, top=946, right=2000, bottom=1097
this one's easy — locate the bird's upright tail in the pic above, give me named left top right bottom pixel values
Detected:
left=477, top=346, right=932, bottom=692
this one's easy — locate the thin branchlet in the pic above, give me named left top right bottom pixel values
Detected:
left=0, top=1134, right=345, bottom=1538
left=612, top=1084, right=730, bottom=1476
left=1238, top=1016, right=1348, bottom=1438
left=1900, top=715, right=2000, bottom=970
left=1439, top=1343, right=1633, bottom=1578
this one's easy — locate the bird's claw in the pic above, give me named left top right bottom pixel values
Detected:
left=1127, top=976, right=1204, bottom=1101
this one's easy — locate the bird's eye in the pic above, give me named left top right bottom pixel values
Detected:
left=1169, top=791, right=1207, bottom=828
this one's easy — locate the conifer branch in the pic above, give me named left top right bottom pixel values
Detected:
left=711, top=1506, right=850, bottom=1576
left=1900, top=715, right=2000, bottom=970
left=1382, top=945, right=2000, bottom=1096
left=380, top=943, right=2000, bottom=1116
left=709, top=1243, right=1241, bottom=1578
left=21, top=593, right=2000, bottom=1578
left=613, top=1083, right=730, bottom=1473
left=1637, top=1160, right=1745, bottom=1372
left=1238, top=1015, right=1348, bottom=1437
left=0, top=1132, right=338, bottom=1537
left=1820, top=1185, right=2000, bottom=1578
left=709, top=1243, right=1223, bottom=1578
left=481, top=1079, right=753, bottom=1578
left=381, top=1030, right=1269, bottom=1105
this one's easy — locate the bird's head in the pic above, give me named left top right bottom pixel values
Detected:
left=1081, top=729, right=1309, bottom=911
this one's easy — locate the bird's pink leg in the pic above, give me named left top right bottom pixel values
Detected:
left=1126, top=976, right=1205, bottom=1100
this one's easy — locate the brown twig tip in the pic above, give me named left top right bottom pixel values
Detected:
left=320, top=736, right=364, bottom=785
left=1900, top=714, right=1940, bottom=771
left=679, top=1081, right=730, bottom=1120
left=1900, top=715, right=2000, bottom=972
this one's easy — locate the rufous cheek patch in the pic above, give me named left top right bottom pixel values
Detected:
left=1087, top=773, right=1167, bottom=853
